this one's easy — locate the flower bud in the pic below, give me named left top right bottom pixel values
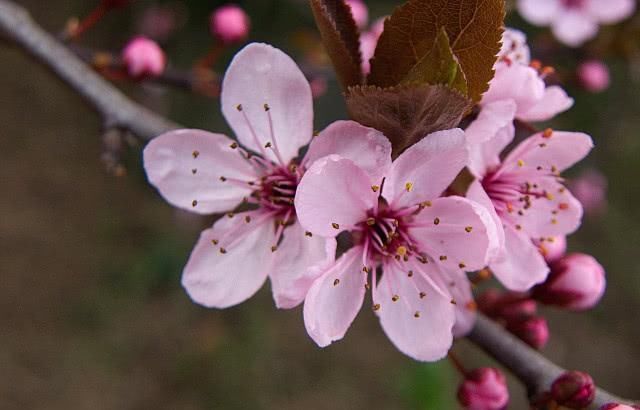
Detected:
left=122, top=36, right=166, bottom=78
left=535, top=236, right=567, bottom=263
left=533, top=253, right=606, bottom=311
left=477, top=290, right=537, bottom=323
left=577, top=60, right=610, bottom=93
left=457, top=368, right=509, bottom=410
left=506, top=316, right=549, bottom=349
left=210, top=4, right=250, bottom=44
left=600, top=404, right=640, bottom=410
left=551, top=371, right=595, bottom=409
left=345, top=0, right=369, bottom=28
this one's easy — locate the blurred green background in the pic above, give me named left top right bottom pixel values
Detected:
left=1, top=0, right=638, bottom=409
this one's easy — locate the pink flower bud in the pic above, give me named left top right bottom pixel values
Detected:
left=122, top=36, right=166, bottom=78
left=600, top=404, right=640, bottom=410
left=478, top=290, right=537, bottom=323
left=569, top=169, right=608, bottom=216
left=507, top=316, right=549, bottom=349
left=533, top=253, right=606, bottom=311
left=577, top=60, right=610, bottom=93
left=551, top=371, right=595, bottom=409
left=457, top=368, right=509, bottom=410
left=345, top=0, right=369, bottom=28
left=210, top=4, right=250, bottom=44
left=535, top=236, right=567, bottom=263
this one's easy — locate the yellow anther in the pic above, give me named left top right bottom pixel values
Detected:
left=373, top=304, right=381, bottom=311
left=439, top=255, right=447, bottom=261
left=236, top=104, right=243, bottom=111
left=331, top=222, right=340, bottom=230
left=192, top=150, right=200, bottom=158
left=414, top=311, right=421, bottom=318
left=396, top=246, right=407, bottom=257
left=405, top=182, right=414, bottom=192
left=517, top=159, right=525, bottom=167
left=305, top=231, right=313, bottom=237
left=392, top=295, right=399, bottom=302
left=434, top=217, right=440, bottom=225
left=333, top=279, right=340, bottom=286
left=419, top=292, right=426, bottom=299
left=229, top=142, right=238, bottom=149
left=271, top=245, right=278, bottom=252
left=465, top=226, right=473, bottom=233
left=211, top=239, right=219, bottom=245
left=192, top=200, right=198, bottom=207
left=264, top=142, right=272, bottom=148
left=543, top=128, right=553, bottom=138
left=459, top=262, right=466, bottom=269
left=371, top=185, right=380, bottom=193
left=219, top=248, right=227, bottom=254
left=407, top=270, right=414, bottom=277
left=263, top=103, right=270, bottom=111
left=366, top=217, right=376, bottom=226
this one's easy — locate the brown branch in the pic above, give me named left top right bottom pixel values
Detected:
left=0, top=0, right=179, bottom=140
left=0, top=1, right=636, bottom=408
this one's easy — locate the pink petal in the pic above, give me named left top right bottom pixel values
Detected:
left=503, top=131, right=593, bottom=174
left=517, top=0, right=561, bottom=25
left=466, top=180, right=505, bottom=258
left=383, top=129, right=467, bottom=209
left=270, top=221, right=337, bottom=309
left=221, top=43, right=313, bottom=163
left=490, top=224, right=550, bottom=291
left=295, top=155, right=377, bottom=237
left=410, top=196, right=499, bottom=272
left=303, top=120, right=392, bottom=183
left=519, top=86, right=574, bottom=122
left=551, top=10, right=599, bottom=47
left=482, top=64, right=545, bottom=116
left=181, top=211, right=274, bottom=308
left=143, top=129, right=257, bottom=214
left=466, top=100, right=517, bottom=178
left=376, top=263, right=455, bottom=361
left=586, top=0, right=635, bottom=23
left=303, top=247, right=367, bottom=347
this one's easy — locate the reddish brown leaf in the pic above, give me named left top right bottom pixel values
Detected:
left=368, top=0, right=504, bottom=102
left=345, top=84, right=473, bottom=157
left=310, top=0, right=363, bottom=90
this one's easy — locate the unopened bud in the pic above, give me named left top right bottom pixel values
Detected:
left=577, top=60, right=610, bottom=93
left=457, top=368, right=509, bottom=410
left=478, top=290, right=537, bottom=323
left=210, top=4, right=250, bottom=44
left=533, top=253, right=606, bottom=311
left=507, top=316, right=549, bottom=349
left=551, top=371, right=595, bottom=409
left=121, top=36, right=166, bottom=78
left=535, top=235, right=567, bottom=263
left=345, top=0, right=369, bottom=28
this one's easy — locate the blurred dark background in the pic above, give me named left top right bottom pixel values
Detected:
left=1, top=1, right=639, bottom=408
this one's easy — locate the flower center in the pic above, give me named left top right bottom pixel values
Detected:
left=561, top=0, right=585, bottom=9
left=253, top=163, right=299, bottom=216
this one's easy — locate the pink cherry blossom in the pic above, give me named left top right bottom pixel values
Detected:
left=458, top=367, right=510, bottom=410
left=498, top=28, right=531, bottom=66
left=144, top=43, right=391, bottom=310
left=577, top=60, right=611, bottom=93
left=122, top=36, right=166, bottom=78
left=466, top=103, right=593, bottom=291
left=210, top=4, right=250, bottom=44
left=295, top=129, right=498, bottom=361
left=517, top=0, right=636, bottom=47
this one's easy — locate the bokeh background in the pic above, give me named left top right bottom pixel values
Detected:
left=1, top=0, right=639, bottom=408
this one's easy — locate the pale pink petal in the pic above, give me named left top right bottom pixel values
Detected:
left=143, top=129, right=257, bottom=214
left=466, top=100, right=517, bottom=178
left=303, top=120, right=392, bottom=182
left=303, top=247, right=367, bottom=347
left=221, top=43, right=313, bottom=163
left=503, top=131, right=593, bottom=174
left=383, top=129, right=467, bottom=208
left=466, top=180, right=505, bottom=259
left=517, top=0, right=561, bottom=25
left=482, top=64, right=546, bottom=116
left=551, top=10, right=599, bottom=47
left=295, top=155, right=377, bottom=237
left=499, top=28, right=531, bottom=65
left=181, top=211, right=274, bottom=308
left=410, top=196, right=498, bottom=272
left=586, top=0, right=635, bottom=23
left=270, top=221, right=337, bottom=309
left=376, top=263, right=455, bottom=361
left=519, top=86, right=574, bottom=122
left=360, top=31, right=378, bottom=74
left=490, top=224, right=550, bottom=291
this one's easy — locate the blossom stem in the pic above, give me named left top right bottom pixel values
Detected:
left=447, top=351, right=468, bottom=377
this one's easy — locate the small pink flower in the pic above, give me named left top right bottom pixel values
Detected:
left=533, top=253, right=606, bottom=310
left=345, top=0, right=369, bottom=28
left=551, top=371, right=596, bottom=408
left=295, top=129, right=498, bottom=361
left=457, top=367, right=509, bottom=410
left=210, top=4, right=250, bottom=44
left=569, top=168, right=608, bottom=215
left=517, top=0, right=636, bottom=47
left=144, top=43, right=389, bottom=310
left=535, top=235, right=567, bottom=263
left=577, top=60, right=611, bottom=92
left=122, top=36, right=166, bottom=78
left=466, top=102, right=593, bottom=291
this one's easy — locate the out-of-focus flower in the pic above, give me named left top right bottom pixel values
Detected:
left=577, top=60, right=611, bottom=93
left=533, top=253, right=606, bottom=310
left=122, top=36, right=166, bottom=78
left=457, top=368, right=509, bottom=410
left=600, top=404, right=640, bottom=410
left=295, top=129, right=498, bottom=361
left=144, top=43, right=384, bottom=310
left=309, top=75, right=328, bottom=98
left=360, top=17, right=386, bottom=74
left=506, top=315, right=549, bottom=349
left=345, top=0, right=369, bottom=28
left=551, top=371, right=596, bottom=409
left=466, top=102, right=593, bottom=291
left=517, top=0, right=636, bottom=47
left=137, top=4, right=185, bottom=42
left=535, top=235, right=567, bottom=263
left=569, top=169, right=608, bottom=216
left=210, top=4, right=250, bottom=44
